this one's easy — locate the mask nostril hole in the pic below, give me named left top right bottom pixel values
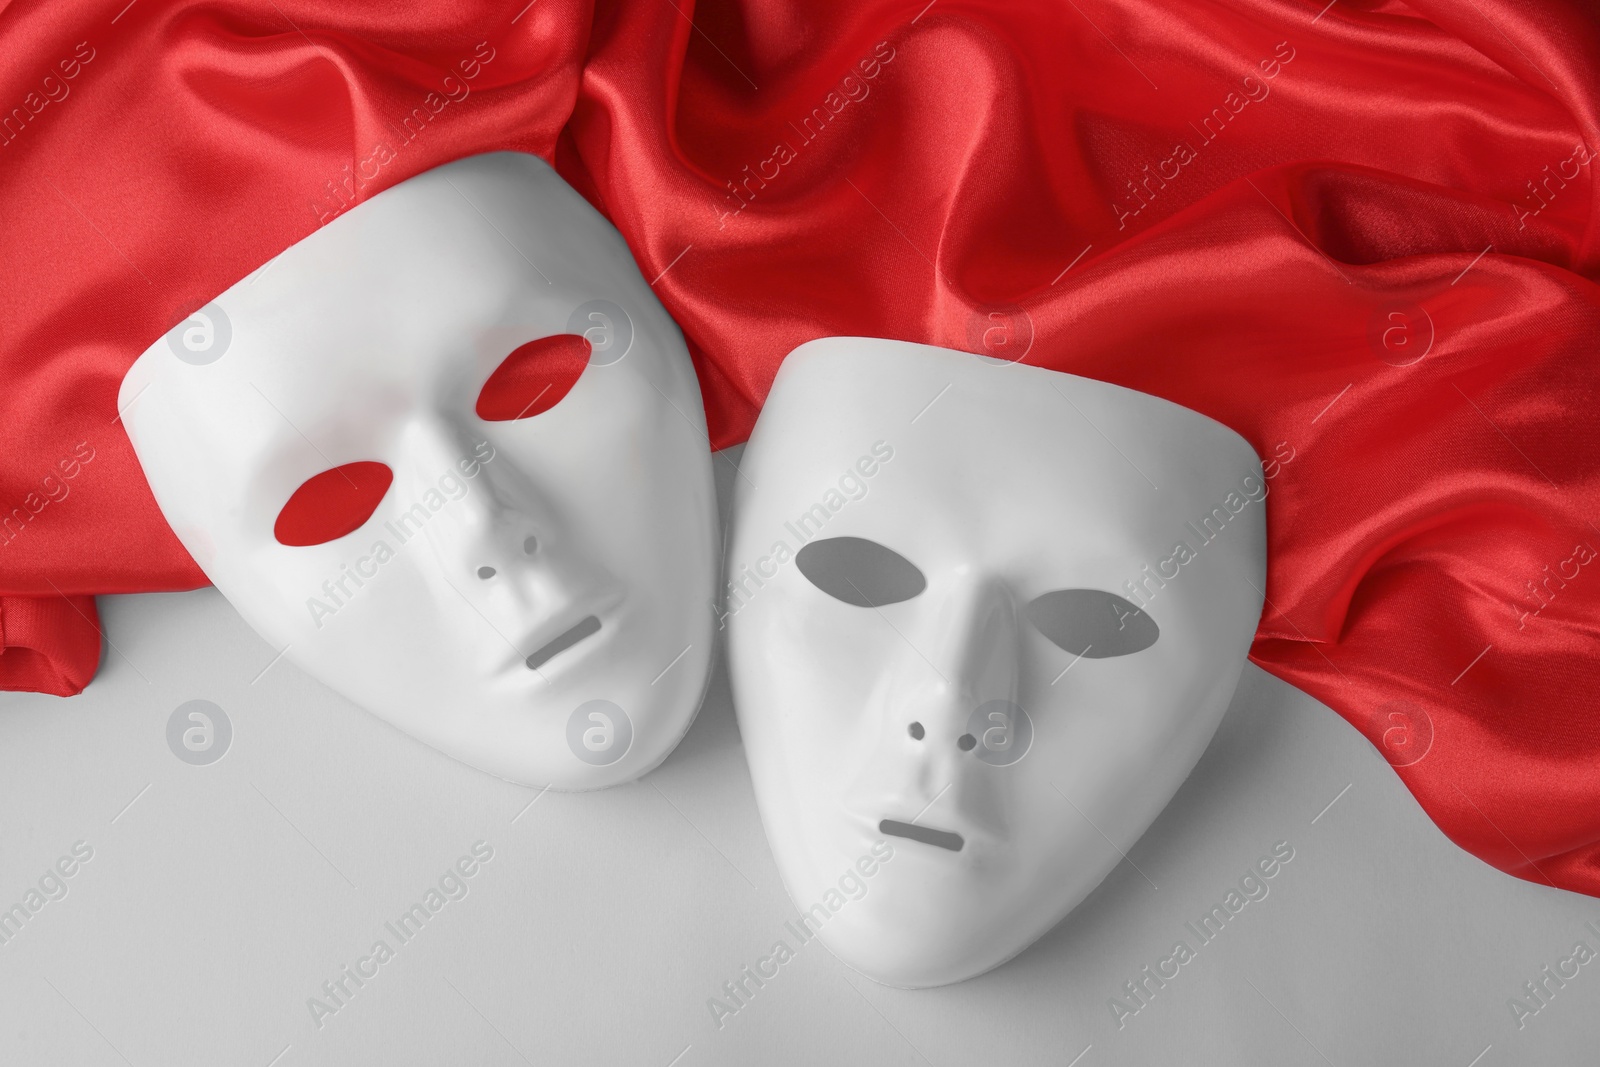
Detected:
left=477, top=566, right=496, bottom=579
left=908, top=722, right=925, bottom=740
left=523, top=536, right=538, bottom=556
left=957, top=733, right=977, bottom=751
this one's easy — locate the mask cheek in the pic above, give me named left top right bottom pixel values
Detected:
left=744, top=597, right=857, bottom=752
left=781, top=612, right=879, bottom=715
left=1042, top=655, right=1168, bottom=775
left=244, top=526, right=388, bottom=642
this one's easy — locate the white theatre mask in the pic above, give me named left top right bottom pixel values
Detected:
left=727, top=338, right=1267, bottom=987
left=120, top=153, right=718, bottom=790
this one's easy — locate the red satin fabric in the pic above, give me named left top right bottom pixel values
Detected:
left=2, top=0, right=1598, bottom=896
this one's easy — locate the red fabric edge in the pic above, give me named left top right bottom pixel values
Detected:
left=0, top=594, right=103, bottom=697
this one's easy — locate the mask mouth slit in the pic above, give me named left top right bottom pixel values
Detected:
left=525, top=615, right=601, bottom=670
left=879, top=819, right=964, bottom=852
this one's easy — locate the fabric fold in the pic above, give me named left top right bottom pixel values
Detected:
left=2, top=0, right=1598, bottom=897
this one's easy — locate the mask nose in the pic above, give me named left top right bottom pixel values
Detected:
left=846, top=578, right=1022, bottom=842
left=390, top=417, right=615, bottom=656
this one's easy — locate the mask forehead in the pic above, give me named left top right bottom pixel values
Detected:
left=125, top=154, right=648, bottom=492
left=737, top=338, right=1264, bottom=594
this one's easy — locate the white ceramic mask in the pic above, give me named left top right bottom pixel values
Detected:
left=727, top=338, right=1266, bottom=986
left=119, top=152, right=717, bottom=790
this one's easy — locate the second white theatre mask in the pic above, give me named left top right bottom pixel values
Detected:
left=727, top=338, right=1267, bottom=987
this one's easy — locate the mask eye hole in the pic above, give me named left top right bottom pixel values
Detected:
left=274, top=461, right=393, bottom=547
left=795, top=536, right=926, bottom=607
left=475, top=334, right=591, bottom=421
left=1025, top=589, right=1159, bottom=658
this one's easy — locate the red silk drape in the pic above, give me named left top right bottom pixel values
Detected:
left=2, top=0, right=1597, bottom=895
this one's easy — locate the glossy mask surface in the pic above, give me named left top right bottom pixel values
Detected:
left=727, top=338, right=1266, bottom=986
left=119, top=153, right=717, bottom=789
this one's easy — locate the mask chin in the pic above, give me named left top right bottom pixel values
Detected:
left=728, top=337, right=1267, bottom=986
left=119, top=152, right=719, bottom=790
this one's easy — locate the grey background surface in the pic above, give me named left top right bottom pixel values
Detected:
left=1, top=451, right=1596, bottom=1066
